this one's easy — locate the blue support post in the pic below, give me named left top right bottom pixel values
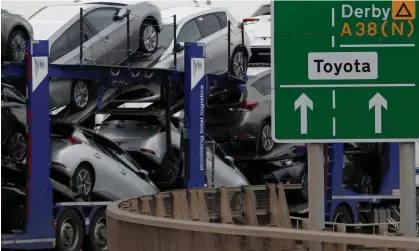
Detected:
left=184, top=42, right=207, bottom=188
left=2, top=40, right=55, bottom=249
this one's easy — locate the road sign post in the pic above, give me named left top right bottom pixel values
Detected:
left=272, top=0, right=418, bottom=238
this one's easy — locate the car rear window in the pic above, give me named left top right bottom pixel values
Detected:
left=51, top=123, right=75, bottom=137
left=252, top=4, right=271, bottom=17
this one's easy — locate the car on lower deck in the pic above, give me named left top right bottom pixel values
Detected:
left=50, top=123, right=159, bottom=201
left=206, top=66, right=274, bottom=155
left=1, top=83, right=27, bottom=163
left=94, top=112, right=250, bottom=189
left=28, top=1, right=163, bottom=111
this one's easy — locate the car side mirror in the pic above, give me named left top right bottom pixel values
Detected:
left=224, top=156, right=234, bottom=165
left=173, top=42, right=184, bottom=53
left=114, top=8, right=130, bottom=21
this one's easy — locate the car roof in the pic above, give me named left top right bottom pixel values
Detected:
left=160, top=5, right=227, bottom=25
left=247, top=67, right=270, bottom=77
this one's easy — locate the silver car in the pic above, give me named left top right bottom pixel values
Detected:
left=29, top=1, right=163, bottom=111
left=95, top=113, right=250, bottom=188
left=50, top=123, right=159, bottom=200
left=207, top=67, right=274, bottom=154
left=140, top=5, right=251, bottom=77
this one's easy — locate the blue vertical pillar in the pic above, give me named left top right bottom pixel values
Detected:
left=25, top=40, right=54, bottom=242
left=184, top=42, right=207, bottom=188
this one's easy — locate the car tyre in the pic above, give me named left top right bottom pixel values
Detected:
left=297, top=166, right=308, bottom=202
left=7, top=30, right=28, bottom=62
left=258, top=120, right=275, bottom=154
left=160, top=82, right=181, bottom=106
left=138, top=21, right=158, bottom=53
left=71, top=80, right=90, bottom=111
left=83, top=207, right=107, bottom=251
left=71, top=164, right=95, bottom=201
left=160, top=150, right=182, bottom=183
left=333, top=204, right=354, bottom=224
left=56, top=208, right=85, bottom=251
left=230, top=47, right=247, bottom=78
left=8, top=129, right=27, bottom=163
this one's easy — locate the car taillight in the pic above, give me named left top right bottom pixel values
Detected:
left=152, top=125, right=161, bottom=132
left=244, top=101, right=258, bottom=111
left=242, top=17, right=260, bottom=25
left=65, top=136, right=82, bottom=145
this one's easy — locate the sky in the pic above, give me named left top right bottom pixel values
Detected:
left=1, top=0, right=270, bottom=20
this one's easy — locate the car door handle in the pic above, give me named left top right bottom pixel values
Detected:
left=120, top=169, right=127, bottom=175
left=104, top=37, right=110, bottom=42
left=94, top=153, right=101, bottom=159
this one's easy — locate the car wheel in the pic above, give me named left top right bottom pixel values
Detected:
left=8, top=130, right=27, bottom=163
left=84, top=208, right=107, bottom=251
left=71, top=80, right=89, bottom=111
left=138, top=21, right=158, bottom=53
left=160, top=81, right=181, bottom=106
left=230, top=47, right=247, bottom=78
left=360, top=172, right=373, bottom=194
left=7, top=30, right=28, bottom=62
left=56, top=208, right=85, bottom=251
left=258, top=120, right=275, bottom=154
left=71, top=164, right=94, bottom=201
left=333, top=204, right=354, bottom=224
left=160, top=150, right=182, bottom=183
left=297, top=167, right=308, bottom=202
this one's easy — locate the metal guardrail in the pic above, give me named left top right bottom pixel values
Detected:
left=107, top=185, right=419, bottom=251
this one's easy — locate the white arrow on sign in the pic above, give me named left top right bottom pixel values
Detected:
left=368, top=92, right=387, bottom=134
left=294, top=93, right=313, bottom=134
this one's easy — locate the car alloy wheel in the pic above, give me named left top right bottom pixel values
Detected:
left=73, top=81, right=89, bottom=109
left=142, top=25, right=158, bottom=52
left=233, top=51, right=246, bottom=77
left=301, top=173, right=308, bottom=200
left=76, top=169, right=92, bottom=195
left=10, top=33, right=26, bottom=62
left=261, top=124, right=274, bottom=152
left=10, top=132, right=26, bottom=162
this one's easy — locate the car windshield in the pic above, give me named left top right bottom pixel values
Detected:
left=158, top=24, right=174, bottom=48
left=252, top=4, right=271, bottom=16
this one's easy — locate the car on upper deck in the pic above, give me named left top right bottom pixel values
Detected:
left=28, top=1, right=163, bottom=111
left=1, top=9, right=33, bottom=62
left=241, top=2, right=271, bottom=62
left=153, top=4, right=251, bottom=78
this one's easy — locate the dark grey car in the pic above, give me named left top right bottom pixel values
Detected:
left=28, top=2, right=163, bottom=111
left=207, top=67, right=274, bottom=154
left=1, top=9, right=33, bottom=62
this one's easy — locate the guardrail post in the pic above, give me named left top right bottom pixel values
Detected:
left=155, top=194, right=166, bottom=217
left=172, top=191, right=182, bottom=219
left=179, top=190, right=191, bottom=220
left=336, top=224, right=347, bottom=251
left=268, top=184, right=285, bottom=251
left=277, top=184, right=295, bottom=249
left=243, top=185, right=263, bottom=250
left=219, top=187, right=240, bottom=251
left=302, top=218, right=310, bottom=248
left=139, top=198, right=151, bottom=216
left=189, top=189, right=200, bottom=221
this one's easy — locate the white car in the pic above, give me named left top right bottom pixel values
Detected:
left=152, top=5, right=252, bottom=78
left=242, top=3, right=271, bottom=61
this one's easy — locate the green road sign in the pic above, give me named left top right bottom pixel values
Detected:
left=272, top=0, right=419, bottom=143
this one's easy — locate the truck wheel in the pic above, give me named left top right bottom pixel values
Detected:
left=86, top=208, right=107, bottom=251
left=56, top=208, right=84, bottom=251
left=332, top=204, right=353, bottom=224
